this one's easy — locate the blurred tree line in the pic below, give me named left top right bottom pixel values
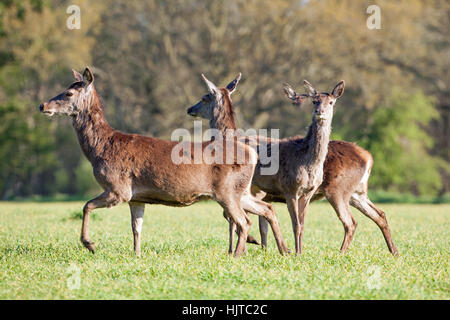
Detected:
left=0, top=0, right=448, bottom=199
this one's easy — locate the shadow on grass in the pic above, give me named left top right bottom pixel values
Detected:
left=4, top=192, right=450, bottom=204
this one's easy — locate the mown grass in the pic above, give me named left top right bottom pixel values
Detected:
left=0, top=201, right=448, bottom=299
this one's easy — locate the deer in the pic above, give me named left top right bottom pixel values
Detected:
left=188, top=75, right=341, bottom=255
left=187, top=74, right=398, bottom=256
left=38, top=67, right=289, bottom=258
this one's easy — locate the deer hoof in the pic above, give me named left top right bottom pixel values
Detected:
left=82, top=240, right=96, bottom=254
left=246, top=234, right=260, bottom=245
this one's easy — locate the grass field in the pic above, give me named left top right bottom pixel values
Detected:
left=0, top=201, right=448, bottom=299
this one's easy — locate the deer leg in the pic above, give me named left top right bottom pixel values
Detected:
left=220, top=200, right=249, bottom=258
left=327, top=195, right=357, bottom=254
left=258, top=216, right=269, bottom=249
left=232, top=210, right=250, bottom=258
left=296, top=193, right=314, bottom=255
left=286, top=194, right=301, bottom=254
left=243, top=215, right=252, bottom=256
left=251, top=186, right=268, bottom=248
left=129, top=202, right=145, bottom=257
left=246, top=233, right=260, bottom=245
left=241, top=194, right=289, bottom=255
left=350, top=193, right=399, bottom=256
left=223, top=211, right=236, bottom=255
left=81, top=191, right=121, bottom=253
left=224, top=210, right=259, bottom=255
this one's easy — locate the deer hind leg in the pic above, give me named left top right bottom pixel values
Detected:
left=327, top=194, right=357, bottom=254
left=81, top=191, right=122, bottom=253
left=350, top=193, right=399, bottom=256
left=241, top=194, right=289, bottom=255
left=129, top=202, right=145, bottom=257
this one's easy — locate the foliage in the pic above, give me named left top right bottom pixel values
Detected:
left=0, top=0, right=448, bottom=198
left=0, top=0, right=102, bottom=198
left=0, top=97, right=57, bottom=198
left=360, top=90, right=444, bottom=196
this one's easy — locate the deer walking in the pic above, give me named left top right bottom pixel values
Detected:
left=38, top=67, right=289, bottom=257
left=188, top=74, right=398, bottom=256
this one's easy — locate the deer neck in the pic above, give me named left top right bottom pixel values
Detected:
left=303, top=117, right=332, bottom=167
left=210, top=93, right=237, bottom=139
left=72, top=88, right=114, bottom=162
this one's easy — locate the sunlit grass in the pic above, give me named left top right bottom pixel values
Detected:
left=0, top=201, right=448, bottom=299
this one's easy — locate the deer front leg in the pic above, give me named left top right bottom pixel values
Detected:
left=129, top=202, right=145, bottom=257
left=286, top=194, right=300, bottom=254
left=81, top=191, right=122, bottom=254
left=296, top=192, right=314, bottom=255
left=258, top=216, right=269, bottom=249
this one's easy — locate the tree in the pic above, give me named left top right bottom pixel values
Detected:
left=361, top=90, right=443, bottom=196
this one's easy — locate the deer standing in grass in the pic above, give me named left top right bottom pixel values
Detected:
left=188, top=75, right=398, bottom=256
left=38, top=67, right=289, bottom=257
left=189, top=75, right=340, bottom=255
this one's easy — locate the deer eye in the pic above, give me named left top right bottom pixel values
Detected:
left=329, top=101, right=333, bottom=105
left=65, top=91, right=73, bottom=97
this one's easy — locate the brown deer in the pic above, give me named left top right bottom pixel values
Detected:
left=187, top=75, right=398, bottom=256
left=38, top=67, right=289, bottom=257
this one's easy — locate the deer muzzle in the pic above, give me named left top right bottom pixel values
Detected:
left=39, top=103, right=54, bottom=116
left=187, top=105, right=197, bottom=117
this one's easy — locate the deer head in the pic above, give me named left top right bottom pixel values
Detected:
left=284, top=80, right=345, bottom=126
left=39, top=67, right=95, bottom=117
left=187, top=73, right=241, bottom=119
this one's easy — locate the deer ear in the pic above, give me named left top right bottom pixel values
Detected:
left=283, top=83, right=297, bottom=100
left=72, top=69, right=83, bottom=82
left=201, top=74, right=220, bottom=96
left=83, top=67, right=94, bottom=85
left=332, top=80, right=345, bottom=99
left=226, top=73, right=241, bottom=95
left=303, top=80, right=317, bottom=97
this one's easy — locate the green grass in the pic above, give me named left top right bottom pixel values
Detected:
left=0, top=201, right=448, bottom=299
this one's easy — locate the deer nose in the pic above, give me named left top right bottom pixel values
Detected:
left=187, top=106, right=195, bottom=116
left=39, top=104, right=44, bottom=112
left=317, top=108, right=325, bottom=115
